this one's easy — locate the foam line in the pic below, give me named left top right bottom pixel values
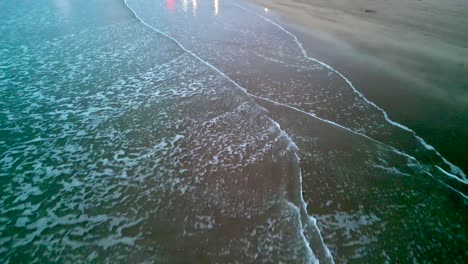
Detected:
left=233, top=3, right=467, bottom=183
left=122, top=0, right=331, bottom=262
left=436, top=166, right=468, bottom=185
left=251, top=94, right=468, bottom=200
left=426, top=172, right=468, bottom=200
left=250, top=94, right=418, bottom=161
left=294, top=152, right=335, bottom=263
left=234, top=3, right=468, bottom=197
left=286, top=201, right=320, bottom=264
left=123, top=10, right=465, bottom=264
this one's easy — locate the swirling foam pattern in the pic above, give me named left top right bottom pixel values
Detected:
left=124, top=0, right=467, bottom=262
left=0, top=0, right=325, bottom=262
left=1, top=0, right=467, bottom=262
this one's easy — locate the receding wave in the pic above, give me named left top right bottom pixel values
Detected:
left=126, top=0, right=466, bottom=192
left=1, top=0, right=466, bottom=262
left=0, top=0, right=331, bottom=262
left=123, top=0, right=467, bottom=261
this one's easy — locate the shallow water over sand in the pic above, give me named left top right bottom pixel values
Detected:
left=0, top=0, right=467, bottom=262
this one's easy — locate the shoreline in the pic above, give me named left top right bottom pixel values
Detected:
left=249, top=0, right=468, bottom=172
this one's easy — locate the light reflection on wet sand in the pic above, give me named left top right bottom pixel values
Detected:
left=0, top=0, right=466, bottom=262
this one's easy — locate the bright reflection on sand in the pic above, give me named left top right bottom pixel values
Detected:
left=264, top=7, right=269, bottom=13
left=192, top=0, right=197, bottom=14
left=183, top=0, right=188, bottom=12
left=165, top=0, right=175, bottom=11
left=214, top=0, right=219, bottom=15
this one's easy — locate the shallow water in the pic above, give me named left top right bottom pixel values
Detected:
left=0, top=0, right=467, bottom=262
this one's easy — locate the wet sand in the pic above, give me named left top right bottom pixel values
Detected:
left=2, top=0, right=467, bottom=262
left=250, top=0, right=468, bottom=171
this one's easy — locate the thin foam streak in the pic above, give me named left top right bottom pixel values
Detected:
left=122, top=0, right=329, bottom=262
left=233, top=3, right=467, bottom=183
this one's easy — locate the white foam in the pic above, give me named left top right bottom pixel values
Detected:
left=194, top=215, right=216, bottom=230
left=425, top=172, right=468, bottom=200
left=372, top=164, right=411, bottom=177
left=233, top=3, right=467, bottom=183
left=123, top=0, right=333, bottom=261
left=294, top=152, right=335, bottom=263
left=250, top=84, right=468, bottom=201
left=249, top=93, right=422, bottom=163
left=436, top=166, right=468, bottom=184
left=286, top=200, right=319, bottom=264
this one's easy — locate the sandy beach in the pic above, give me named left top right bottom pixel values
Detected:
left=251, top=0, right=468, bottom=170
left=1, top=0, right=467, bottom=262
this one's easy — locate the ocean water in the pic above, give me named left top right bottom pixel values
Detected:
left=0, top=0, right=466, bottom=263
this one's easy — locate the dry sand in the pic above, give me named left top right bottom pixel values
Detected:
left=250, top=0, right=468, bottom=170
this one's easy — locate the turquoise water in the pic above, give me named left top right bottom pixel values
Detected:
left=1, top=0, right=467, bottom=262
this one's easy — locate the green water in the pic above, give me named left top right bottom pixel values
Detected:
left=1, top=0, right=466, bottom=262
